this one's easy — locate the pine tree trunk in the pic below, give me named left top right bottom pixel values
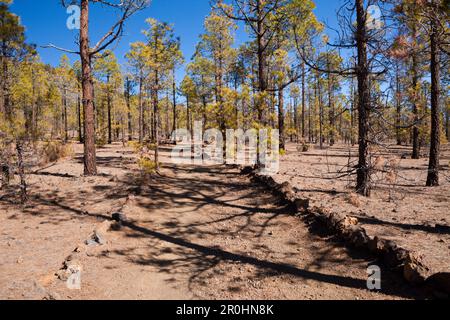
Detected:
left=186, top=95, right=192, bottom=137
left=125, top=77, right=132, bottom=141
left=318, top=73, right=323, bottom=150
left=138, top=75, right=144, bottom=143
left=16, top=140, right=27, bottom=204
left=395, top=64, right=402, bottom=146
left=80, top=0, right=97, bottom=176
left=356, top=0, right=371, bottom=196
left=172, top=69, right=177, bottom=136
left=328, top=66, right=335, bottom=146
left=278, top=87, right=285, bottom=151
left=107, top=74, right=112, bottom=144
left=426, top=15, right=441, bottom=187
left=153, top=83, right=159, bottom=171
left=411, top=52, right=420, bottom=159
left=301, top=62, right=306, bottom=139
left=77, top=93, right=83, bottom=143
left=63, top=86, right=68, bottom=143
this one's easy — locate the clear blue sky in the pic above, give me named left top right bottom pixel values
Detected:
left=10, top=0, right=342, bottom=82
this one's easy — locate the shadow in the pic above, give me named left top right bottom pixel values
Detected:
left=30, top=172, right=78, bottom=179
left=1, top=144, right=432, bottom=300
left=120, top=220, right=368, bottom=290
left=356, top=215, right=450, bottom=235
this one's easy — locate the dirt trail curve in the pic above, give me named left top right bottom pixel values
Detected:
left=0, top=144, right=424, bottom=300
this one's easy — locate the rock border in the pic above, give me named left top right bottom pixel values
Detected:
left=241, top=166, right=450, bottom=299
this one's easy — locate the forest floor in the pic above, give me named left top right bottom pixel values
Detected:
left=0, top=142, right=440, bottom=300
left=276, top=142, right=450, bottom=277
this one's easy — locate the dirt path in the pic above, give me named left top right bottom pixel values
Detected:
left=0, top=144, right=424, bottom=300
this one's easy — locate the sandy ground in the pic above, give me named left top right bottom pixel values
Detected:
left=276, top=142, right=450, bottom=277
left=0, top=143, right=427, bottom=300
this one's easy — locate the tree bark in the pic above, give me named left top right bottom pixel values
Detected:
left=327, top=62, right=335, bottom=146
left=63, top=86, right=68, bottom=143
left=125, top=77, right=133, bottom=141
left=278, top=87, right=285, bottom=151
left=138, top=75, right=144, bottom=144
left=77, top=93, right=83, bottom=143
left=318, top=73, right=323, bottom=150
left=356, top=0, right=371, bottom=196
left=301, top=62, right=306, bottom=139
left=395, top=63, right=402, bottom=146
left=426, top=14, right=441, bottom=187
left=107, top=74, right=112, bottom=144
left=172, top=68, right=177, bottom=136
left=80, top=0, right=97, bottom=176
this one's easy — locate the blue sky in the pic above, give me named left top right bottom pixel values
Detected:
left=10, top=0, right=343, bottom=82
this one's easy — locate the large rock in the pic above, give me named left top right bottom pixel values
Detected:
left=403, top=253, right=431, bottom=285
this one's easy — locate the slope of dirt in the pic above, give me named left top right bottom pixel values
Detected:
left=1, top=143, right=425, bottom=300
left=275, top=143, right=450, bottom=277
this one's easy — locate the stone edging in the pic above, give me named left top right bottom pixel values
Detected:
left=240, top=166, right=450, bottom=299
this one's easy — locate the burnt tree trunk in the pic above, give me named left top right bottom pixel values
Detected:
left=356, top=0, right=371, bottom=196
left=426, top=15, right=441, bottom=187
left=395, top=63, right=402, bottom=146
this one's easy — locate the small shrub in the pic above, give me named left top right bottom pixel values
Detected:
left=128, top=141, right=142, bottom=153
left=41, top=141, right=73, bottom=164
left=137, top=156, right=158, bottom=175
left=96, top=136, right=108, bottom=148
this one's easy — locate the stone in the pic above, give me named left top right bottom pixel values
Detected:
left=44, top=292, right=61, bottom=300
left=368, top=237, right=388, bottom=254
left=85, top=239, right=98, bottom=246
left=349, top=227, right=370, bottom=248
left=383, top=244, right=409, bottom=269
left=93, top=231, right=106, bottom=245
left=403, top=253, right=431, bottom=284
left=278, top=182, right=293, bottom=195
left=55, top=269, right=69, bottom=281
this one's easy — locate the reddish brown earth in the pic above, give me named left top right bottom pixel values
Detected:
left=276, top=142, right=450, bottom=277
left=0, top=143, right=428, bottom=300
